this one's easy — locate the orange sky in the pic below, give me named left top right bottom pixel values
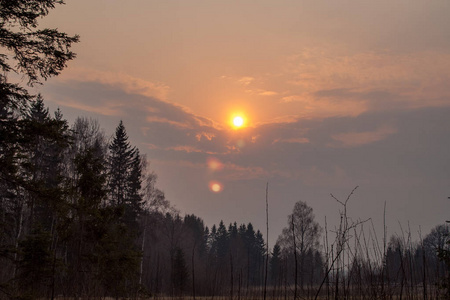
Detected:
left=39, top=0, right=450, bottom=245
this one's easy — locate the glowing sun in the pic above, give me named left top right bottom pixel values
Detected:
left=233, top=116, right=244, bottom=128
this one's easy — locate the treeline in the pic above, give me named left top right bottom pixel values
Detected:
left=0, top=95, right=448, bottom=300
left=1, top=96, right=153, bottom=298
left=0, top=96, right=273, bottom=299
left=271, top=196, right=450, bottom=300
left=318, top=222, right=450, bottom=299
left=1, top=1, right=449, bottom=299
left=142, top=216, right=268, bottom=297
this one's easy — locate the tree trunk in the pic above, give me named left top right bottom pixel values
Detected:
left=230, top=253, right=233, bottom=300
left=192, top=243, right=196, bottom=300
left=264, top=182, right=269, bottom=300
left=292, top=217, right=298, bottom=300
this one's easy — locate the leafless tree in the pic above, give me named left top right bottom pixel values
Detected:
left=277, top=200, right=322, bottom=292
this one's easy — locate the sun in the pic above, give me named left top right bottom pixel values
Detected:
left=233, top=116, right=244, bottom=127
left=229, top=111, right=248, bottom=129
left=232, top=115, right=245, bottom=129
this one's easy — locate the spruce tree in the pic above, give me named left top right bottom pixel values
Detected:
left=216, top=220, right=229, bottom=261
left=0, top=0, right=78, bottom=244
left=71, top=141, right=108, bottom=296
left=172, top=247, right=189, bottom=295
left=108, top=120, right=145, bottom=233
left=108, top=120, right=135, bottom=207
left=125, top=149, right=143, bottom=230
left=17, top=226, right=53, bottom=298
left=270, top=244, right=281, bottom=285
left=25, top=96, right=54, bottom=229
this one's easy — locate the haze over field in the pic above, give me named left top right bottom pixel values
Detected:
left=38, top=0, right=450, bottom=245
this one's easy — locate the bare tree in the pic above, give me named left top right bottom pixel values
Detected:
left=277, top=200, right=322, bottom=292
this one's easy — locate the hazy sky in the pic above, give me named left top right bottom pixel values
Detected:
left=38, top=0, right=450, bottom=245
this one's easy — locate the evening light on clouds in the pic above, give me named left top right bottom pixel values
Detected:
left=39, top=0, right=450, bottom=245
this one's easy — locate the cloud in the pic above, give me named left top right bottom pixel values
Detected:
left=212, top=47, right=450, bottom=124
left=272, top=137, right=309, bottom=144
left=237, top=76, right=255, bottom=85
left=258, top=90, right=278, bottom=96
left=146, top=116, right=193, bottom=129
left=43, top=73, right=450, bottom=195
left=244, top=88, right=278, bottom=96
left=168, top=145, right=205, bottom=154
left=196, top=132, right=216, bottom=141
left=57, top=66, right=170, bottom=100
left=283, top=49, right=450, bottom=110
left=254, top=115, right=300, bottom=126
left=228, top=48, right=450, bottom=121
left=330, top=124, right=398, bottom=148
left=42, top=73, right=450, bottom=244
left=50, top=97, right=122, bottom=116
left=44, top=78, right=225, bottom=154
left=220, top=162, right=269, bottom=181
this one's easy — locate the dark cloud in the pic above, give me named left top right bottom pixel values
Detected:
left=43, top=79, right=450, bottom=246
left=46, top=78, right=450, bottom=189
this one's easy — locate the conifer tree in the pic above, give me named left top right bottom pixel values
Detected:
left=25, top=96, right=54, bottom=229
left=70, top=141, right=108, bottom=296
left=108, top=120, right=145, bottom=237
left=108, top=120, right=135, bottom=207
left=17, top=226, right=53, bottom=298
left=172, top=247, right=189, bottom=295
left=270, top=244, right=281, bottom=285
left=216, top=221, right=229, bottom=261
left=0, top=0, right=78, bottom=219
left=0, top=2, right=78, bottom=293
left=125, top=149, right=143, bottom=230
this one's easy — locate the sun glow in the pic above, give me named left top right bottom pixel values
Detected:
left=207, top=157, right=223, bottom=171
left=209, top=181, right=223, bottom=193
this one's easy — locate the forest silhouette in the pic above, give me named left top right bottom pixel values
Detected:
left=0, top=1, right=449, bottom=299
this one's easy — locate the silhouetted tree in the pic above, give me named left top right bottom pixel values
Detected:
left=70, top=141, right=108, bottom=297
left=436, top=223, right=450, bottom=297
left=16, top=226, right=52, bottom=298
left=24, top=96, right=69, bottom=231
left=216, top=221, right=229, bottom=262
left=277, top=201, right=322, bottom=290
left=0, top=0, right=78, bottom=206
left=0, top=3, right=78, bottom=295
left=173, top=247, right=189, bottom=295
left=0, top=0, right=79, bottom=88
left=108, top=120, right=135, bottom=207
left=270, top=243, right=281, bottom=285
